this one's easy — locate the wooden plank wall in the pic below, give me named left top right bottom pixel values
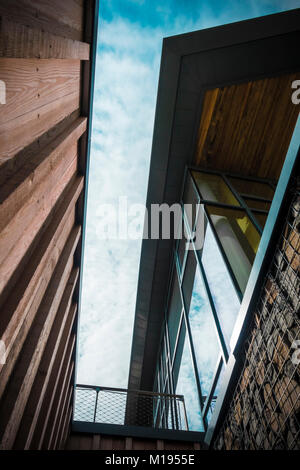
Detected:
left=194, top=74, right=299, bottom=180
left=0, top=0, right=95, bottom=450
left=66, top=433, right=202, bottom=451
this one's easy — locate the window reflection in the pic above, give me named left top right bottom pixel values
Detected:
left=192, top=171, right=240, bottom=206
left=228, top=176, right=274, bottom=200
left=174, top=328, right=204, bottom=432
left=207, top=205, right=260, bottom=294
left=187, top=261, right=220, bottom=397
left=167, top=274, right=182, bottom=359
left=201, top=223, right=240, bottom=347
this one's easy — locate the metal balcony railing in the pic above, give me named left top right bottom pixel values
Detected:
left=73, top=384, right=189, bottom=431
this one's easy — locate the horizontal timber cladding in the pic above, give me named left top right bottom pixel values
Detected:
left=0, top=0, right=96, bottom=450
left=66, top=433, right=202, bottom=451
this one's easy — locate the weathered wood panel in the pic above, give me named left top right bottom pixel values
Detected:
left=0, top=0, right=95, bottom=450
left=0, top=226, right=81, bottom=449
left=65, top=433, right=202, bottom=450
left=43, top=359, right=75, bottom=449
left=30, top=317, right=77, bottom=450
left=0, top=147, right=78, bottom=296
left=194, top=74, right=299, bottom=180
left=0, top=177, right=83, bottom=400
left=13, top=269, right=79, bottom=450
left=54, top=384, right=73, bottom=449
left=0, top=109, right=80, bottom=187
left=0, top=59, right=81, bottom=127
left=0, top=17, right=90, bottom=59
left=0, top=0, right=84, bottom=42
left=0, top=117, right=86, bottom=234
left=0, top=89, right=80, bottom=162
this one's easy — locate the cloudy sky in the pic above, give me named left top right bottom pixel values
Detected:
left=76, top=0, right=298, bottom=393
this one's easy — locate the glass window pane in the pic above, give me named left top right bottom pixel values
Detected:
left=192, top=171, right=240, bottom=206
left=172, top=320, right=186, bottom=386
left=186, top=259, right=221, bottom=398
left=206, top=361, right=225, bottom=424
left=207, top=206, right=261, bottom=294
left=201, top=223, right=241, bottom=347
left=229, top=177, right=274, bottom=199
left=167, top=273, right=182, bottom=359
left=243, top=197, right=271, bottom=211
left=174, top=328, right=203, bottom=431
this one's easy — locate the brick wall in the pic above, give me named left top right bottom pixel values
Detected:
left=214, top=187, right=300, bottom=450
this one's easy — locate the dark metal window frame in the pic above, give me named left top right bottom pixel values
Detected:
left=152, top=146, right=300, bottom=436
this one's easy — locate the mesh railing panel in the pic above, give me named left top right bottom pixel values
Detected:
left=74, top=386, right=188, bottom=431
left=214, top=188, right=300, bottom=450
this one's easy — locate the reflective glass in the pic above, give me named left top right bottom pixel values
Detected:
left=206, top=361, right=225, bottom=424
left=201, top=223, right=240, bottom=347
left=207, top=205, right=261, bottom=294
left=188, top=264, right=220, bottom=397
left=243, top=197, right=271, bottom=211
left=174, top=328, right=204, bottom=432
left=192, top=171, right=240, bottom=206
left=167, top=274, right=182, bottom=359
left=229, top=177, right=274, bottom=199
left=182, top=251, right=221, bottom=398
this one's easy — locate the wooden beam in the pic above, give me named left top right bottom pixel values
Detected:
left=0, top=16, right=90, bottom=59
left=13, top=268, right=79, bottom=449
left=0, top=177, right=83, bottom=400
left=0, top=226, right=81, bottom=449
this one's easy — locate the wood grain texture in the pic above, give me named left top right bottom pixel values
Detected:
left=0, top=177, right=83, bottom=401
left=0, top=16, right=89, bottom=59
left=0, top=226, right=80, bottom=449
left=13, top=269, right=79, bottom=450
left=0, top=117, right=87, bottom=232
left=0, top=59, right=81, bottom=126
left=60, top=405, right=73, bottom=450
left=65, top=434, right=201, bottom=450
left=43, top=359, right=75, bottom=450
left=194, top=74, right=299, bottom=180
left=0, top=89, right=80, bottom=162
left=0, top=144, right=78, bottom=296
left=54, top=384, right=73, bottom=449
left=0, top=0, right=84, bottom=42
left=0, top=109, right=80, bottom=187
left=30, top=318, right=77, bottom=450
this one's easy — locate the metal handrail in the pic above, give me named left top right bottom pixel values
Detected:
left=76, top=383, right=185, bottom=400
left=74, top=384, right=188, bottom=431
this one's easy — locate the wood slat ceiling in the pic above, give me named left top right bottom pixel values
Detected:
left=193, top=73, right=299, bottom=181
